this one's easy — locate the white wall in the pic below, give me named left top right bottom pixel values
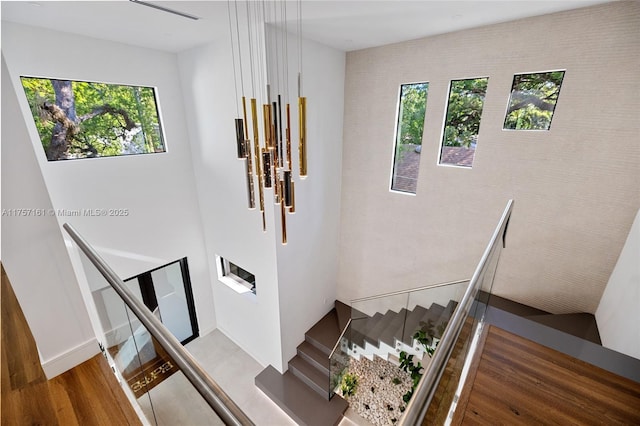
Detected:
left=269, top=27, right=346, bottom=367
left=178, top=37, right=284, bottom=370
left=1, top=55, right=98, bottom=378
left=178, top=17, right=345, bottom=371
left=2, top=22, right=216, bottom=357
left=596, top=209, right=640, bottom=360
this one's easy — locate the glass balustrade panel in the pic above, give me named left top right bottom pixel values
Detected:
left=76, top=248, right=224, bottom=425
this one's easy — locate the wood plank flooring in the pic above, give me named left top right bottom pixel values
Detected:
left=1, top=265, right=141, bottom=426
left=452, top=325, right=640, bottom=425
left=423, top=316, right=475, bottom=425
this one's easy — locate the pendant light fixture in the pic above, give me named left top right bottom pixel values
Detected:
left=227, top=0, right=306, bottom=245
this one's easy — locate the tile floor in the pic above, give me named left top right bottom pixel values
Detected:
left=137, top=329, right=371, bottom=425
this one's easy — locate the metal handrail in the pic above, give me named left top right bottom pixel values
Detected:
left=328, top=318, right=352, bottom=360
left=399, top=199, right=513, bottom=425
left=63, top=223, right=254, bottom=426
left=351, top=279, right=470, bottom=305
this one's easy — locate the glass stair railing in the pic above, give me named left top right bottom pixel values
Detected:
left=64, top=223, right=254, bottom=426
left=328, top=200, right=513, bottom=425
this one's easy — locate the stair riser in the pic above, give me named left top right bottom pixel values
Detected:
left=297, top=349, right=330, bottom=376
left=305, top=334, right=332, bottom=356
left=289, top=363, right=329, bottom=399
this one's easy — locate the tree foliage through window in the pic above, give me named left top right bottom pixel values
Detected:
left=21, top=77, right=165, bottom=161
left=439, top=77, right=488, bottom=167
left=391, top=82, right=428, bottom=193
left=504, top=71, right=565, bottom=130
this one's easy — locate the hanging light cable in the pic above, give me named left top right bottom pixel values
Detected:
left=229, top=0, right=307, bottom=244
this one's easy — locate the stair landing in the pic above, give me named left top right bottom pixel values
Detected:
left=256, top=366, right=348, bottom=426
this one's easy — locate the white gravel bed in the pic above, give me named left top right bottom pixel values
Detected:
left=337, top=356, right=414, bottom=425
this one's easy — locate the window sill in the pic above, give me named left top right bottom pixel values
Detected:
left=218, top=276, right=254, bottom=295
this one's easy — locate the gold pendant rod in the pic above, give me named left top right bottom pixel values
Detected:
left=298, top=96, right=307, bottom=177
left=245, top=140, right=255, bottom=209
left=251, top=98, right=266, bottom=231
left=277, top=95, right=284, bottom=168
left=289, top=180, right=296, bottom=214
left=280, top=180, right=287, bottom=244
left=285, top=103, right=292, bottom=169
left=242, top=96, right=249, bottom=141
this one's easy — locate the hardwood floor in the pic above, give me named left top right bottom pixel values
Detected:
left=452, top=325, right=640, bottom=425
left=423, top=316, right=475, bottom=425
left=1, top=265, right=141, bottom=426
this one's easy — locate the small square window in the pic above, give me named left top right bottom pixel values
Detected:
left=503, top=71, right=565, bottom=131
left=216, top=256, right=256, bottom=295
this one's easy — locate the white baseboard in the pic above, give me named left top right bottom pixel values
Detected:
left=42, top=337, right=100, bottom=379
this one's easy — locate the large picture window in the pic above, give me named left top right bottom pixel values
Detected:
left=391, top=82, right=429, bottom=193
left=503, top=70, right=565, bottom=130
left=439, top=77, right=488, bottom=168
left=20, top=76, right=166, bottom=161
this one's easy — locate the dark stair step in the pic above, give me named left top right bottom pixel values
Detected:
left=379, top=308, right=408, bottom=348
left=402, top=305, right=430, bottom=344
left=360, top=312, right=384, bottom=346
left=364, top=310, right=398, bottom=346
left=433, top=300, right=457, bottom=338
left=480, top=291, right=551, bottom=317
left=297, top=340, right=330, bottom=376
left=256, top=365, right=348, bottom=426
left=525, top=313, right=601, bottom=345
left=350, top=313, right=371, bottom=349
left=335, top=300, right=351, bottom=332
left=289, top=356, right=330, bottom=398
left=418, top=303, right=445, bottom=329
left=305, top=308, right=340, bottom=355
left=408, top=304, right=446, bottom=349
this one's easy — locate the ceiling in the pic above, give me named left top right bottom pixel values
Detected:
left=1, top=0, right=615, bottom=53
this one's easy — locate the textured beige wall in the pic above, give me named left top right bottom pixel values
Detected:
left=337, top=2, right=640, bottom=314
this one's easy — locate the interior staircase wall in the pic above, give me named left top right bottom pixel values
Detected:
left=1, top=56, right=98, bottom=378
left=596, top=208, right=640, bottom=360
left=338, top=1, right=640, bottom=315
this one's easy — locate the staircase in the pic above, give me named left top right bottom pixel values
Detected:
left=255, top=301, right=350, bottom=426
left=350, top=300, right=458, bottom=362
left=255, top=299, right=459, bottom=426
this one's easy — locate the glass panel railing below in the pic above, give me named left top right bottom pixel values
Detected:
left=79, top=248, right=225, bottom=425
left=329, top=280, right=468, bottom=425
left=66, top=223, right=253, bottom=426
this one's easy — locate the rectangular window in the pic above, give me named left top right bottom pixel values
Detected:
left=216, top=256, right=256, bottom=295
left=439, top=77, right=488, bottom=168
left=20, top=76, right=166, bottom=161
left=391, top=82, right=429, bottom=194
left=503, top=70, right=565, bottom=130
